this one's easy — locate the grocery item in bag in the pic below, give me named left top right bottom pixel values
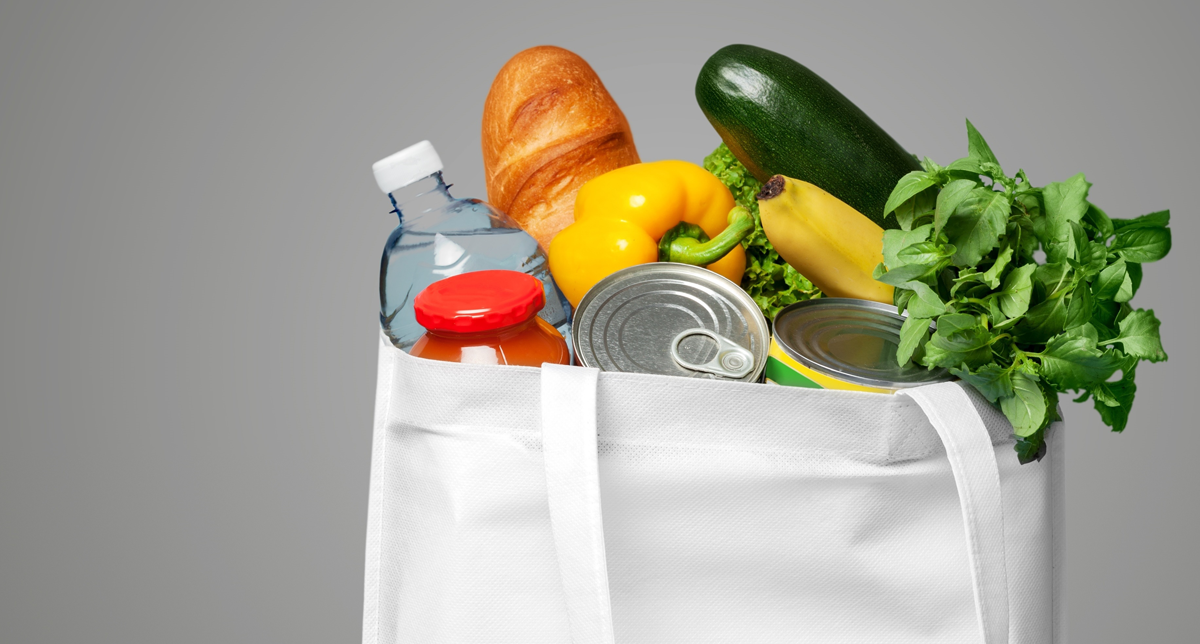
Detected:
left=696, top=44, right=920, bottom=228
left=482, top=46, right=641, bottom=250
left=549, top=160, right=750, bottom=307
left=572, top=263, right=768, bottom=382
left=374, top=140, right=571, bottom=351
left=755, top=174, right=892, bottom=304
left=410, top=270, right=569, bottom=367
left=767, top=298, right=953, bottom=392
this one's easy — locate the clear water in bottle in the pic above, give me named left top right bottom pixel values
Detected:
left=374, top=141, right=571, bottom=352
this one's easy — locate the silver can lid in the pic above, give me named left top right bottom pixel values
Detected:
left=573, top=263, right=769, bottom=382
left=773, top=298, right=954, bottom=389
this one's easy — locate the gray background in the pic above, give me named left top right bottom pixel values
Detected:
left=1, top=0, right=1196, bottom=641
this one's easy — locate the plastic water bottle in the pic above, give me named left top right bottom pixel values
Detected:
left=373, top=141, right=572, bottom=352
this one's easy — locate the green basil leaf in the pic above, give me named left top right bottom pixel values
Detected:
left=965, top=119, right=1001, bottom=168
left=957, top=282, right=992, bottom=301
left=1064, top=281, right=1093, bottom=331
left=1043, top=173, right=1091, bottom=228
left=1113, top=226, right=1172, bottom=263
left=1111, top=209, right=1169, bottom=232
left=1083, top=202, right=1114, bottom=239
left=1089, top=367, right=1137, bottom=433
left=898, top=241, right=954, bottom=267
left=1115, top=270, right=1134, bottom=304
left=1094, top=258, right=1127, bottom=301
left=1030, top=214, right=1054, bottom=248
left=1034, top=262, right=1075, bottom=298
left=1017, top=294, right=1069, bottom=344
left=924, top=342, right=991, bottom=371
left=1115, top=302, right=1134, bottom=325
left=1103, top=309, right=1168, bottom=362
left=884, top=171, right=938, bottom=217
left=994, top=314, right=1023, bottom=333
left=951, top=267, right=983, bottom=295
left=1013, top=189, right=1042, bottom=217
left=1007, top=216, right=1040, bottom=261
left=998, top=263, right=1037, bottom=318
left=1127, top=262, right=1143, bottom=298
left=946, top=156, right=986, bottom=177
left=1046, top=219, right=1087, bottom=264
left=1015, top=432, right=1046, bottom=464
left=951, top=363, right=1014, bottom=403
left=893, top=188, right=936, bottom=232
left=905, top=281, right=949, bottom=318
left=1041, top=380, right=1063, bottom=421
left=1072, top=221, right=1091, bottom=259
left=943, top=188, right=1010, bottom=267
left=934, top=179, right=977, bottom=237
left=936, top=312, right=981, bottom=338
left=1015, top=168, right=1034, bottom=189
left=878, top=263, right=937, bottom=287
left=1001, top=366, right=1048, bottom=437
left=1089, top=299, right=1122, bottom=341
left=882, top=224, right=933, bottom=269
left=976, top=246, right=1012, bottom=290
left=1037, top=333, right=1122, bottom=390
left=924, top=313, right=992, bottom=369
left=897, top=315, right=931, bottom=366
left=1065, top=322, right=1100, bottom=345
left=1079, top=241, right=1109, bottom=276
left=1040, top=173, right=1091, bottom=261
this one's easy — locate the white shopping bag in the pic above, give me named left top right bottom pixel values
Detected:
left=363, top=334, right=1064, bottom=644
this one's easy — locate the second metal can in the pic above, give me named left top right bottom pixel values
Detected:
left=766, top=298, right=954, bottom=393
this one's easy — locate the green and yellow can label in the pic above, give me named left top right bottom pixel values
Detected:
left=765, top=338, right=895, bottom=394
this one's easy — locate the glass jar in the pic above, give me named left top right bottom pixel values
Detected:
left=410, top=270, right=570, bottom=367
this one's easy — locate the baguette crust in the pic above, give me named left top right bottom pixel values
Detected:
left=482, top=45, right=640, bottom=250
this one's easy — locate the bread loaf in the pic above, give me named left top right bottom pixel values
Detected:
left=482, top=46, right=640, bottom=250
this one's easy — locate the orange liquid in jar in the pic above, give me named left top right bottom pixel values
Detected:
left=410, top=317, right=570, bottom=367
left=409, top=269, right=572, bottom=367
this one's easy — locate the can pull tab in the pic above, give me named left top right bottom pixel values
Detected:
left=670, top=328, right=755, bottom=379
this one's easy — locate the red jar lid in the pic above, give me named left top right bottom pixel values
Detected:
left=414, top=270, right=546, bottom=334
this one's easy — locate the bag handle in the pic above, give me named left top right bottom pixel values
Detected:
left=541, top=363, right=615, bottom=644
left=899, top=382, right=1010, bottom=644
left=541, top=367, right=1007, bottom=644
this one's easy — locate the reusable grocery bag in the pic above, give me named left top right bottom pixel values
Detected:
left=362, top=333, right=1064, bottom=644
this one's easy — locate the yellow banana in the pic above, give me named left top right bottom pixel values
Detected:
left=756, top=175, right=893, bottom=304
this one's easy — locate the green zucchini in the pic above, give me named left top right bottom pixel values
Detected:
left=696, top=44, right=920, bottom=228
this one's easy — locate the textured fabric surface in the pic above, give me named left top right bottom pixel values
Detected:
left=541, top=363, right=614, bottom=644
left=898, top=384, right=1010, bottom=644
left=363, top=334, right=1061, bottom=643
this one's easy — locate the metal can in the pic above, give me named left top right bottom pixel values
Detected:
left=767, top=298, right=954, bottom=393
left=572, top=263, right=769, bottom=382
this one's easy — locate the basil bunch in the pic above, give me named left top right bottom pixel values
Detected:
left=877, top=121, right=1170, bottom=462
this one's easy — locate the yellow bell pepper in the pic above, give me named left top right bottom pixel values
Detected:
left=549, top=160, right=752, bottom=307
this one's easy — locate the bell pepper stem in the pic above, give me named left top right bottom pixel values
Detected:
left=659, top=206, right=755, bottom=265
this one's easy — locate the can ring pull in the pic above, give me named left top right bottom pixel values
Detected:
left=669, top=328, right=755, bottom=379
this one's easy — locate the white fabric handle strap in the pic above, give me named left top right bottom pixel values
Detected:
left=540, top=368, right=1008, bottom=644
left=900, top=382, right=1010, bottom=644
left=541, top=363, right=615, bottom=644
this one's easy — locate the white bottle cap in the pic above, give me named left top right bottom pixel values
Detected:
left=372, top=140, right=444, bottom=194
